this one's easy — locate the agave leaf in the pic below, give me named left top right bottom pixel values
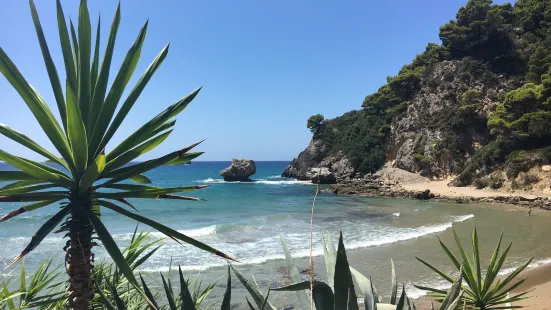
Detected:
left=104, top=130, right=172, bottom=172
left=69, top=19, right=79, bottom=71
left=79, top=154, right=106, bottom=194
left=437, top=237, right=461, bottom=270
left=0, top=192, right=67, bottom=203
left=88, top=3, right=121, bottom=135
left=221, top=265, right=232, bottom=310
left=166, top=152, right=204, bottom=166
left=481, top=232, right=504, bottom=296
left=161, top=273, right=177, bottom=310
left=66, top=80, right=88, bottom=174
left=94, top=185, right=206, bottom=199
left=483, top=242, right=512, bottom=300
left=0, top=199, right=60, bottom=222
left=391, top=259, right=398, bottom=305
left=102, top=184, right=156, bottom=191
left=77, top=0, right=92, bottom=124
left=323, top=233, right=337, bottom=290
left=56, top=0, right=77, bottom=93
left=396, top=285, right=407, bottom=310
left=416, top=257, right=454, bottom=283
left=260, top=287, right=271, bottom=310
left=438, top=267, right=463, bottom=310
left=19, top=260, right=26, bottom=301
left=472, top=227, right=482, bottom=293
left=0, top=124, right=68, bottom=170
left=19, top=158, right=72, bottom=184
left=0, top=184, right=58, bottom=196
left=130, top=174, right=152, bottom=184
left=452, top=230, right=478, bottom=294
left=492, top=257, right=533, bottom=296
left=4, top=207, right=68, bottom=270
left=0, top=150, right=71, bottom=186
left=280, top=235, right=309, bottom=310
left=140, top=274, right=160, bottom=310
left=89, top=21, right=148, bottom=156
left=0, top=180, right=44, bottom=191
left=0, top=171, right=36, bottom=181
left=246, top=297, right=257, bottom=310
left=29, top=0, right=67, bottom=132
left=487, top=278, right=527, bottom=303
left=101, top=141, right=203, bottom=185
left=107, top=88, right=202, bottom=161
left=96, top=44, right=170, bottom=156
left=230, top=264, right=276, bottom=310
left=334, top=232, right=358, bottom=310
left=98, top=200, right=237, bottom=261
left=0, top=47, right=74, bottom=173
left=90, top=15, right=101, bottom=95
left=444, top=291, right=464, bottom=310
left=349, top=267, right=375, bottom=310
left=274, top=281, right=335, bottom=310
left=178, top=266, right=194, bottom=310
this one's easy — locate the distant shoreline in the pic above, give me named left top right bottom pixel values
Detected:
left=325, top=166, right=551, bottom=210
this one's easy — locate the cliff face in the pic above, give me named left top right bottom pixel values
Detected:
left=389, top=59, right=520, bottom=177
left=283, top=0, right=551, bottom=186
left=282, top=60, right=519, bottom=181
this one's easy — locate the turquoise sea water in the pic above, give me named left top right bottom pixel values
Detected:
left=1, top=161, right=551, bottom=305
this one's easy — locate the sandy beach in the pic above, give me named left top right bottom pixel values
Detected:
left=402, top=180, right=538, bottom=199
left=511, top=263, right=551, bottom=309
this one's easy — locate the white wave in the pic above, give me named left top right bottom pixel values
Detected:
left=392, top=212, right=400, bottom=217
left=255, top=180, right=313, bottom=185
left=115, top=225, right=218, bottom=241
left=267, top=175, right=282, bottom=179
left=454, top=214, right=475, bottom=222
left=197, top=178, right=312, bottom=185
left=344, top=214, right=474, bottom=250
left=498, top=257, right=551, bottom=276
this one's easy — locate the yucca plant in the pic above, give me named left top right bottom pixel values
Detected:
left=0, top=1, right=236, bottom=308
left=415, top=228, right=532, bottom=309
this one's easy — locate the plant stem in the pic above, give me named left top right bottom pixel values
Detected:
left=66, top=198, right=95, bottom=309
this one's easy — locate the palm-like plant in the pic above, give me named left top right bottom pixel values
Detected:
left=0, top=1, right=235, bottom=308
left=415, top=228, right=531, bottom=309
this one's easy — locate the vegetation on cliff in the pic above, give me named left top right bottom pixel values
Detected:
left=303, top=0, right=551, bottom=183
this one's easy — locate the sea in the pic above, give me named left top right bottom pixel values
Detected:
left=1, top=161, right=551, bottom=307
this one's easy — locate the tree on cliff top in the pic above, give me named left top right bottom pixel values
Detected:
left=307, top=114, right=325, bottom=135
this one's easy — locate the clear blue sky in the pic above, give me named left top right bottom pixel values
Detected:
left=0, top=0, right=511, bottom=161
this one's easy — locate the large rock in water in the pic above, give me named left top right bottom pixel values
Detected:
left=220, top=159, right=256, bottom=181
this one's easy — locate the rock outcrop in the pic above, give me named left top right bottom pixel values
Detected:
left=306, top=167, right=336, bottom=184
left=220, top=159, right=256, bottom=181
left=281, top=139, right=355, bottom=184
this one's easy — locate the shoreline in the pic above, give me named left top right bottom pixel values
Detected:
left=325, top=167, right=551, bottom=209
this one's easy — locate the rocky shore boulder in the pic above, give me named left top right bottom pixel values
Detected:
left=220, top=159, right=256, bottom=181
left=307, top=167, right=336, bottom=184
left=281, top=139, right=355, bottom=183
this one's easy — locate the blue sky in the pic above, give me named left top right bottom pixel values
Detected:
left=0, top=0, right=510, bottom=161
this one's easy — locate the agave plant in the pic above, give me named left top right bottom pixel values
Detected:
left=415, top=228, right=531, bottom=309
left=276, top=232, right=415, bottom=310
left=0, top=1, right=235, bottom=308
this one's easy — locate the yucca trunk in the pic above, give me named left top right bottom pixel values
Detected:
left=65, top=196, right=95, bottom=309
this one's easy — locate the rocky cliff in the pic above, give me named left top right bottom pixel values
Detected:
left=283, top=0, right=551, bottom=186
